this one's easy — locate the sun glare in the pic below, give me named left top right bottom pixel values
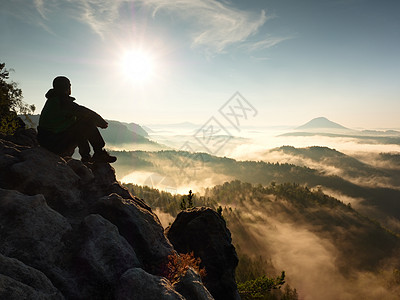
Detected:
left=121, top=50, right=155, bottom=83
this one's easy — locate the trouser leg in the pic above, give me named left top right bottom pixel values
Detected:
left=67, top=119, right=105, bottom=156
left=77, top=138, right=91, bottom=158
left=83, top=122, right=105, bottom=153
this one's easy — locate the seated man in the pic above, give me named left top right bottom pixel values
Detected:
left=37, top=76, right=116, bottom=163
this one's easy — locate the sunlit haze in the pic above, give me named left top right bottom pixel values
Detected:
left=1, top=0, right=399, bottom=128
left=120, top=50, right=155, bottom=83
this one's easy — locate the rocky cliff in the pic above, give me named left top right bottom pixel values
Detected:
left=0, top=129, right=239, bottom=299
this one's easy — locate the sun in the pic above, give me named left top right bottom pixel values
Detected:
left=120, top=50, right=155, bottom=83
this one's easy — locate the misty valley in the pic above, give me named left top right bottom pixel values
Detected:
left=99, top=117, right=400, bottom=300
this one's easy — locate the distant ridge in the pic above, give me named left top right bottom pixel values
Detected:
left=19, top=114, right=160, bottom=147
left=280, top=117, right=400, bottom=143
left=145, top=122, right=199, bottom=129
left=296, top=117, right=348, bottom=130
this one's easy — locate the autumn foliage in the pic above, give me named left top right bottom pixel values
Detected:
left=161, top=251, right=206, bottom=284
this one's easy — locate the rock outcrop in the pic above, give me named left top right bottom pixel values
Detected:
left=166, top=208, right=240, bottom=300
left=0, top=253, right=63, bottom=299
left=173, top=268, right=214, bottom=300
left=0, top=129, right=238, bottom=299
left=115, top=268, right=185, bottom=300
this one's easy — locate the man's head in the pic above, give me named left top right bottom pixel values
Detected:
left=53, top=76, right=71, bottom=95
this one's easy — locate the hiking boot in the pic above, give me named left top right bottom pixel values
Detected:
left=92, top=150, right=117, bottom=163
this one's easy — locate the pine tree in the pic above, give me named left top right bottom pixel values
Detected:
left=180, top=197, right=186, bottom=210
left=217, top=206, right=223, bottom=216
left=187, top=190, right=194, bottom=208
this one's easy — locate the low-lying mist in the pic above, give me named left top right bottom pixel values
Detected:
left=119, top=168, right=233, bottom=195
left=123, top=181, right=400, bottom=300
left=112, top=134, right=400, bottom=234
left=140, top=128, right=400, bottom=191
left=113, top=125, right=400, bottom=298
left=257, top=148, right=400, bottom=190
left=229, top=202, right=399, bottom=300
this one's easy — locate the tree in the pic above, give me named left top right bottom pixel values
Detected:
left=180, top=196, right=187, bottom=210
left=237, top=271, right=287, bottom=299
left=187, top=190, right=194, bottom=208
left=180, top=190, right=194, bottom=210
left=0, top=62, right=35, bottom=134
left=217, top=206, right=223, bottom=216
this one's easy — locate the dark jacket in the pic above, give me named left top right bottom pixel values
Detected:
left=38, top=89, right=106, bottom=133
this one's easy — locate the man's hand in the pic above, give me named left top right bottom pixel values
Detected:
left=98, top=119, right=108, bottom=129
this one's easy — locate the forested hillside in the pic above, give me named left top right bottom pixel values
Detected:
left=124, top=181, right=400, bottom=299
left=113, top=148, right=400, bottom=233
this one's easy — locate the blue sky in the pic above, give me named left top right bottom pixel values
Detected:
left=1, top=0, right=399, bottom=128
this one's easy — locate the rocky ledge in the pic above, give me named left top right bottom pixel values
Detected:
left=0, top=129, right=239, bottom=299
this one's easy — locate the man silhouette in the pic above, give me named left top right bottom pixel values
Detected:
left=37, top=76, right=116, bottom=163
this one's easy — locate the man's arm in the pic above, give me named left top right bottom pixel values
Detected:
left=63, top=97, right=108, bottom=128
left=75, top=104, right=108, bottom=128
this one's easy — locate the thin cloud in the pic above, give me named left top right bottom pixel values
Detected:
left=76, top=0, right=123, bottom=38
left=1, top=0, right=54, bottom=34
left=33, top=0, right=48, bottom=19
left=25, top=0, right=124, bottom=37
left=143, top=0, right=270, bottom=54
left=27, top=0, right=287, bottom=55
left=242, top=36, right=292, bottom=52
left=250, top=56, right=271, bottom=62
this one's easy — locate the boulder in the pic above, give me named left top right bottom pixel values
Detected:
left=0, top=189, right=71, bottom=268
left=77, top=214, right=141, bottom=283
left=0, top=139, right=26, bottom=189
left=166, top=207, right=240, bottom=300
left=90, top=162, right=119, bottom=190
left=66, top=158, right=95, bottom=185
left=174, top=268, right=214, bottom=300
left=108, top=182, right=152, bottom=211
left=115, top=268, right=185, bottom=300
left=8, top=147, right=81, bottom=211
left=0, top=152, right=19, bottom=170
left=0, top=127, right=39, bottom=147
left=0, top=275, right=58, bottom=300
left=0, top=189, right=78, bottom=297
left=0, top=254, right=63, bottom=299
left=91, top=193, right=174, bottom=268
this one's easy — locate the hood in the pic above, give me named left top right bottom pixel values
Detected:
left=45, top=89, right=75, bottom=101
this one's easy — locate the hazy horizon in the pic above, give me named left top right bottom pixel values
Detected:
left=115, top=122, right=400, bottom=196
left=2, top=0, right=400, bottom=129
left=142, top=119, right=400, bottom=131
